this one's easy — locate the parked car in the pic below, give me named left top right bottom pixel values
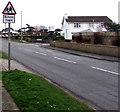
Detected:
left=0, top=34, right=8, bottom=38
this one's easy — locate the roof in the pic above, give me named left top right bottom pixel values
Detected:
left=81, top=29, right=96, bottom=32
left=63, top=16, right=112, bottom=24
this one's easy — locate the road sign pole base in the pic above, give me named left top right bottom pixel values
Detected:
left=8, top=42, right=11, bottom=71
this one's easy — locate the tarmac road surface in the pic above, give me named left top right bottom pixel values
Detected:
left=1, top=39, right=119, bottom=110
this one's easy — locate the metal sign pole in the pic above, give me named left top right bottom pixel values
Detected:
left=8, top=23, right=11, bottom=71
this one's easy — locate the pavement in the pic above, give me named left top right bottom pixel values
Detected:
left=0, top=58, right=33, bottom=111
left=41, top=44, right=120, bottom=62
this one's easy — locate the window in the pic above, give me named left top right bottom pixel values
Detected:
left=101, top=23, right=104, bottom=28
left=74, top=23, right=81, bottom=28
left=89, top=23, right=94, bottom=28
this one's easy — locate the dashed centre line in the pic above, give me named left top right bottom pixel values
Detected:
left=54, top=56, right=77, bottom=64
left=92, top=66, right=119, bottom=75
left=35, top=52, right=47, bottom=56
left=46, top=50, right=52, bottom=52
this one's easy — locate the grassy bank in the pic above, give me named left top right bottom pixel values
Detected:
left=0, top=51, right=8, bottom=59
left=2, top=70, right=94, bottom=112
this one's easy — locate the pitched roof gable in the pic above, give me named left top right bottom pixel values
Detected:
left=66, top=16, right=112, bottom=23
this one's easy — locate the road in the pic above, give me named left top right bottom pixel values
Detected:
left=1, top=39, right=119, bottom=110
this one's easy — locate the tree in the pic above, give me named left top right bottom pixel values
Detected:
left=26, top=24, right=30, bottom=27
left=104, top=22, right=120, bottom=32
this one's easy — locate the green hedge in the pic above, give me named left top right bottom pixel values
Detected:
left=52, top=35, right=65, bottom=41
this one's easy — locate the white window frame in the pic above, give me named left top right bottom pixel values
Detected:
left=89, top=23, right=94, bottom=28
left=74, top=23, right=81, bottom=28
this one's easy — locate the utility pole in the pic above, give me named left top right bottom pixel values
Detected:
left=21, top=10, right=23, bottom=41
left=118, top=1, right=120, bottom=24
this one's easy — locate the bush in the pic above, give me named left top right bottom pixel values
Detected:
left=82, top=38, right=91, bottom=43
left=12, top=35, right=20, bottom=39
left=24, top=36, right=43, bottom=41
left=65, top=39, right=71, bottom=42
left=94, top=32, right=103, bottom=44
left=53, top=35, right=65, bottom=41
left=41, top=36, right=49, bottom=39
left=111, top=39, right=120, bottom=46
left=72, top=33, right=83, bottom=43
left=23, top=35, right=64, bottom=42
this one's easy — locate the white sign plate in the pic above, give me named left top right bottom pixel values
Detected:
left=3, top=15, right=15, bottom=23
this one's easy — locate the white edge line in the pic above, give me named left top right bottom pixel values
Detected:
left=92, top=66, right=119, bottom=75
left=54, top=57, right=77, bottom=64
left=35, top=52, right=47, bottom=56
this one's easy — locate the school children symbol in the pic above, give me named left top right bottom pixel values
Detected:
left=2, top=1, right=16, bottom=15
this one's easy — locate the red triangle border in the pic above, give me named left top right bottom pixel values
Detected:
left=2, top=1, right=16, bottom=15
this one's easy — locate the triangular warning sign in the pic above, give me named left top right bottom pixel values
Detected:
left=2, top=1, right=16, bottom=15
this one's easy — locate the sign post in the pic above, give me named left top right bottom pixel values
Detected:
left=8, top=23, right=11, bottom=71
left=2, top=1, right=16, bottom=71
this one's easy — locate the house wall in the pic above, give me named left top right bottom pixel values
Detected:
left=61, top=21, right=107, bottom=40
left=61, top=19, right=70, bottom=40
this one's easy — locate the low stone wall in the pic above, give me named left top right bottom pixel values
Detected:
left=50, top=41, right=120, bottom=57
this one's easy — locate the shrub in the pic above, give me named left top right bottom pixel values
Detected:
left=112, top=32, right=120, bottom=46
left=82, top=38, right=91, bottom=43
left=65, top=39, right=71, bottom=42
left=12, top=35, right=20, bottom=39
left=72, top=33, right=83, bottom=43
left=94, top=32, right=103, bottom=44
left=53, top=35, right=65, bottom=41
left=111, top=39, right=120, bottom=46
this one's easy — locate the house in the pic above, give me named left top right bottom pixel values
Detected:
left=61, top=15, right=112, bottom=40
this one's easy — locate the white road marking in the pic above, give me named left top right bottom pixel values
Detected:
left=92, top=66, right=120, bottom=75
left=46, top=50, right=52, bottom=52
left=35, top=52, right=47, bottom=56
left=54, top=57, right=77, bottom=64
left=20, top=43, right=39, bottom=47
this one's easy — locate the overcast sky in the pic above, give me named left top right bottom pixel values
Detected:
left=0, top=0, right=119, bottom=30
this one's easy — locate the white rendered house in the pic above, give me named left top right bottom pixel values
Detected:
left=61, top=15, right=112, bottom=40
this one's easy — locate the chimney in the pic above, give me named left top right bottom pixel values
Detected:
left=64, top=13, right=68, bottom=19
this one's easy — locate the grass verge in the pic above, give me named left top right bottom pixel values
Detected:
left=2, top=37, right=23, bottom=43
left=0, top=71, right=2, bottom=80
left=2, top=69, right=94, bottom=112
left=10, top=38, right=23, bottom=43
left=0, top=51, right=8, bottom=59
